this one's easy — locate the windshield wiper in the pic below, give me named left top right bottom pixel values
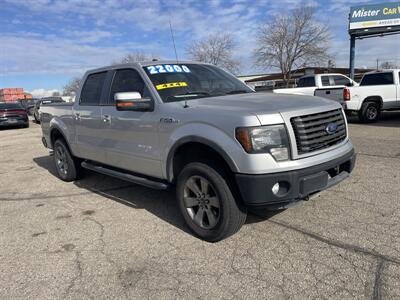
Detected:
left=174, top=91, right=211, bottom=97
left=166, top=91, right=211, bottom=102
left=225, top=90, right=250, bottom=95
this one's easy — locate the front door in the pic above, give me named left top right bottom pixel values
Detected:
left=100, top=68, right=162, bottom=178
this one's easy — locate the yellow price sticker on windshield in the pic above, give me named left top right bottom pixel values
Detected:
left=156, top=82, right=188, bottom=90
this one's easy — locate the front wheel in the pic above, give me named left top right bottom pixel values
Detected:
left=358, top=102, right=380, bottom=123
left=176, top=162, right=247, bottom=242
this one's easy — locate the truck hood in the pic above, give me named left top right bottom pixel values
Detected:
left=186, top=92, right=338, bottom=115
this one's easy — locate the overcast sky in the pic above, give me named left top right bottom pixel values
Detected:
left=0, top=0, right=399, bottom=97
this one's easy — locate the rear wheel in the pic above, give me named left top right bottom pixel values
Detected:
left=358, top=101, right=380, bottom=123
left=176, top=162, right=247, bottom=242
left=34, top=113, right=40, bottom=123
left=53, top=139, right=82, bottom=181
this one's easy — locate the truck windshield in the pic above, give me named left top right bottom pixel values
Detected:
left=143, top=63, right=253, bottom=103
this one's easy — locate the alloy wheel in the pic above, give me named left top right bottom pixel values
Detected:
left=55, top=145, right=68, bottom=175
left=183, top=175, right=220, bottom=229
left=366, top=106, right=377, bottom=120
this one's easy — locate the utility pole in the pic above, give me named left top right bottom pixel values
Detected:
left=349, top=35, right=356, bottom=79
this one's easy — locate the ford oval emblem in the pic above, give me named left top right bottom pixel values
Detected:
left=325, top=123, right=338, bottom=134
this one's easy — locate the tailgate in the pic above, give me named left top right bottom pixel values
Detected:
left=314, top=88, right=345, bottom=106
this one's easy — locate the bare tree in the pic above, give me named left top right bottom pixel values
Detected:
left=254, top=5, right=330, bottom=87
left=51, top=91, right=61, bottom=97
left=63, top=77, right=82, bottom=96
left=186, top=32, right=240, bottom=74
left=327, top=59, right=336, bottom=69
left=112, top=52, right=159, bottom=65
left=380, top=61, right=397, bottom=69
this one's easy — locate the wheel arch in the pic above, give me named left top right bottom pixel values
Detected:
left=166, top=136, right=239, bottom=183
left=363, top=96, right=383, bottom=108
left=49, top=125, right=74, bottom=155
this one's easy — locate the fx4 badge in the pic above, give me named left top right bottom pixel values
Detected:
left=160, top=117, right=180, bottom=124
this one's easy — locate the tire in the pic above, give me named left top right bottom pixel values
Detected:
left=34, top=113, right=40, bottom=123
left=23, top=123, right=29, bottom=128
left=176, top=162, right=247, bottom=242
left=53, top=139, right=82, bottom=182
left=358, top=101, right=380, bottom=123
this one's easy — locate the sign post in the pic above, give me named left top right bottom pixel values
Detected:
left=348, top=2, right=400, bottom=79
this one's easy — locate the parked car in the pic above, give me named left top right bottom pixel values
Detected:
left=273, top=74, right=358, bottom=96
left=19, top=98, right=40, bottom=115
left=315, top=70, right=400, bottom=123
left=33, top=97, right=64, bottom=123
left=40, top=61, right=356, bottom=241
left=0, top=102, right=29, bottom=128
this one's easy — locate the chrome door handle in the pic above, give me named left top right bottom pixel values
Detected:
left=103, top=115, right=111, bottom=123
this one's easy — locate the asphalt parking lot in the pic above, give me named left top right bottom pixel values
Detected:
left=0, top=113, right=399, bottom=299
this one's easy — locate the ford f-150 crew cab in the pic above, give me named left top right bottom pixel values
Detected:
left=273, top=73, right=357, bottom=96
left=315, top=70, right=400, bottom=123
left=40, top=61, right=356, bottom=241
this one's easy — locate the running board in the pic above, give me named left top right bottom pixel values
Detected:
left=81, top=161, right=169, bottom=190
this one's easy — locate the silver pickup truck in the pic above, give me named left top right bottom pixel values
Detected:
left=40, top=61, right=356, bottom=241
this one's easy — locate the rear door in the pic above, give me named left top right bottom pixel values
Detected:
left=74, top=71, right=108, bottom=163
left=360, top=72, right=397, bottom=109
left=100, top=68, right=162, bottom=178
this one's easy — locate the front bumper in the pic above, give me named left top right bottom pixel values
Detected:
left=235, top=148, right=356, bottom=207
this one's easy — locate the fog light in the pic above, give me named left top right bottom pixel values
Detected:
left=272, top=182, right=280, bottom=195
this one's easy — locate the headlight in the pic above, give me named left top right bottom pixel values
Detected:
left=235, top=124, right=290, bottom=161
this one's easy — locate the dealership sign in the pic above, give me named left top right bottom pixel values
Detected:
left=349, top=2, right=400, bottom=31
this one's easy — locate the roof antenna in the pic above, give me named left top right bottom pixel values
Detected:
left=169, top=19, right=179, bottom=63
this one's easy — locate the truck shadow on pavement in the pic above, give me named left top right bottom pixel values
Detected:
left=33, top=155, right=274, bottom=237
left=347, top=111, right=400, bottom=128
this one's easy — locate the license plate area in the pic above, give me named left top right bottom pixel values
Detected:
left=299, top=171, right=329, bottom=196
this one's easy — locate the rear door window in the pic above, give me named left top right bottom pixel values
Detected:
left=321, top=76, right=330, bottom=86
left=297, top=77, right=315, bottom=87
left=360, top=73, right=394, bottom=86
left=332, top=75, right=351, bottom=86
left=80, top=72, right=107, bottom=105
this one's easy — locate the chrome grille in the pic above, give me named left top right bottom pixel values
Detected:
left=291, top=109, right=346, bottom=155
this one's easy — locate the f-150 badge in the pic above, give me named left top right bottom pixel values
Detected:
left=160, top=117, right=179, bottom=124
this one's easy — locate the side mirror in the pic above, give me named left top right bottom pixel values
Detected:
left=114, top=92, right=153, bottom=111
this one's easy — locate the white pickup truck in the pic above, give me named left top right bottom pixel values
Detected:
left=315, top=70, right=400, bottom=123
left=273, top=73, right=358, bottom=96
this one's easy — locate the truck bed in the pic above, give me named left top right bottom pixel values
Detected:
left=40, top=102, right=75, bottom=146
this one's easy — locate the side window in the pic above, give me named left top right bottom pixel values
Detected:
left=109, top=69, right=148, bottom=103
left=333, top=75, right=351, bottom=86
left=297, top=77, right=315, bottom=87
left=361, top=73, right=394, bottom=86
left=321, top=76, right=330, bottom=86
left=80, top=72, right=107, bottom=105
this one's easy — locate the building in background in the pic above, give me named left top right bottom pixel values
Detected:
left=239, top=67, right=374, bottom=91
left=0, top=88, right=33, bottom=102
